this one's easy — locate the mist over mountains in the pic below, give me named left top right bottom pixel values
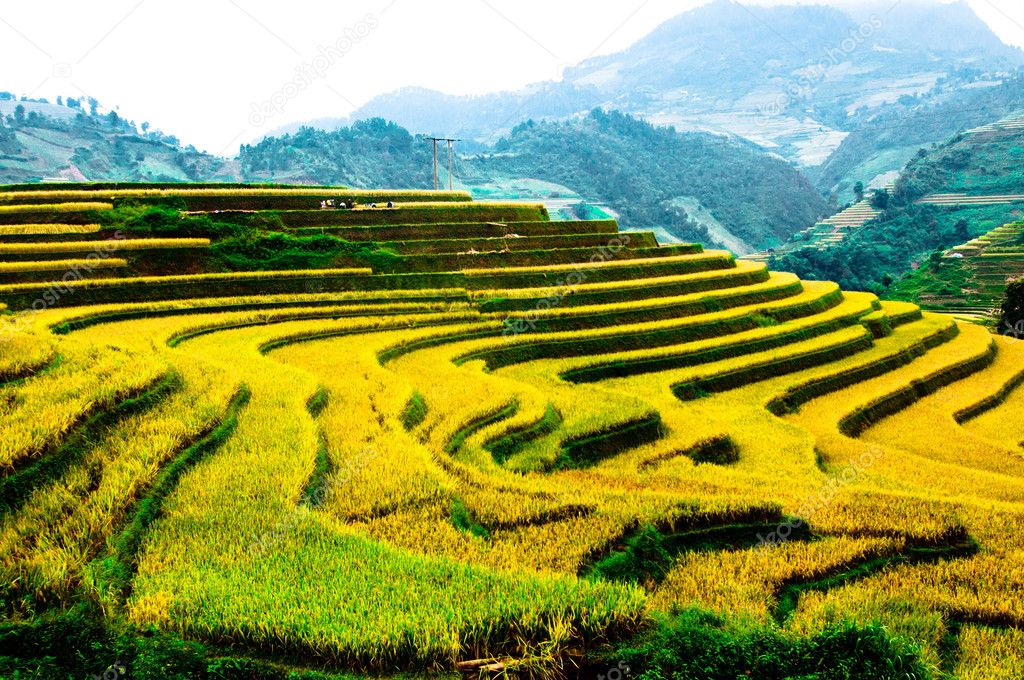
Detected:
left=3, top=0, right=1024, bottom=251
left=273, top=0, right=1023, bottom=172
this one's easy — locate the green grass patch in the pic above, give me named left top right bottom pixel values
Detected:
left=449, top=499, right=490, bottom=540
left=598, top=608, right=933, bottom=680
left=485, top=404, right=562, bottom=464
left=399, top=391, right=428, bottom=430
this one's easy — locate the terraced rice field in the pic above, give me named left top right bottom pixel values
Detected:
left=1, top=184, right=1023, bottom=678
left=919, top=193, right=1024, bottom=207
left=966, top=112, right=1024, bottom=135
left=912, top=220, right=1024, bottom=321
left=743, top=198, right=882, bottom=262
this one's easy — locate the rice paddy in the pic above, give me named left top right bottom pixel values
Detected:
left=0, top=183, right=1021, bottom=678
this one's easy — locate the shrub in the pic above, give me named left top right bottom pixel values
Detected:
left=604, top=609, right=932, bottom=680
left=1000, top=277, right=1024, bottom=334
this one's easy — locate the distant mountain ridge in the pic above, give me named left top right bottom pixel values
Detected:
left=0, top=102, right=829, bottom=251
left=269, top=0, right=1024, bottom=171
left=242, top=109, right=830, bottom=250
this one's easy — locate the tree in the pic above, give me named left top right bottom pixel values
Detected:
left=1001, top=278, right=1024, bottom=337
left=853, top=181, right=864, bottom=202
left=870, top=189, right=889, bottom=210
left=953, top=218, right=970, bottom=243
left=12, top=104, right=25, bottom=126
left=0, top=116, right=19, bottom=154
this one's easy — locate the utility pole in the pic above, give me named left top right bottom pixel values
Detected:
left=447, top=139, right=454, bottom=191
left=427, top=137, right=460, bottom=191
left=431, top=138, right=438, bottom=190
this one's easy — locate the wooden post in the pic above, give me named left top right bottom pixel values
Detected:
left=432, top=138, right=438, bottom=191
left=447, top=139, right=453, bottom=191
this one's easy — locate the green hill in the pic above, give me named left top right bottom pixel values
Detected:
left=463, top=110, right=830, bottom=252
left=0, top=96, right=234, bottom=183
left=773, top=111, right=1024, bottom=296
left=0, top=100, right=830, bottom=253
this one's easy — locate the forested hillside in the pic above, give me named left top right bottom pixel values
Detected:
left=239, top=118, right=435, bottom=187
left=238, top=110, right=831, bottom=250
left=775, top=118, right=1024, bottom=293
left=463, top=110, right=829, bottom=249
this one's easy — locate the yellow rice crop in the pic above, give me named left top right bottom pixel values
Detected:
left=1, top=185, right=1023, bottom=675
left=0, top=259, right=127, bottom=274
left=0, top=238, right=210, bottom=254
left=0, top=223, right=102, bottom=236
left=0, top=202, right=112, bottom=214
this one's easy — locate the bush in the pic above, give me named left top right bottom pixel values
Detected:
left=592, top=525, right=672, bottom=584
left=209, top=231, right=397, bottom=272
left=1000, top=277, right=1024, bottom=333
left=604, top=609, right=932, bottom=680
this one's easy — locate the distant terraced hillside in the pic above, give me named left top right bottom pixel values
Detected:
left=967, top=111, right=1024, bottom=135
left=773, top=109, right=1024, bottom=293
left=744, top=198, right=882, bottom=263
left=891, top=219, right=1024, bottom=322
left=919, top=192, right=1024, bottom=206
left=1, top=184, right=1023, bottom=678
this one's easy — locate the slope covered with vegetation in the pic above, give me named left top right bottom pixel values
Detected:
left=0, top=95, right=234, bottom=183
left=813, top=74, right=1024, bottom=200
left=1, top=99, right=828, bottom=252
left=774, top=114, right=1024, bottom=295
left=464, top=109, right=829, bottom=250
left=0, top=184, right=1023, bottom=679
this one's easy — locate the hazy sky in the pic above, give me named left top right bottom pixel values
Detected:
left=1, top=0, right=1022, bottom=153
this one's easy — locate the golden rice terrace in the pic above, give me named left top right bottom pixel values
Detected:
left=0, top=183, right=1022, bottom=679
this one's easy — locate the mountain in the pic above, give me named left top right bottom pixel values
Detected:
left=275, top=1, right=1024, bottom=170
left=465, top=110, right=828, bottom=251
left=0, top=96, right=236, bottom=183
left=239, top=118, right=445, bottom=188
left=771, top=111, right=1024, bottom=293
left=812, top=74, right=1024, bottom=200
left=0, top=99, right=828, bottom=251
left=244, top=110, right=830, bottom=251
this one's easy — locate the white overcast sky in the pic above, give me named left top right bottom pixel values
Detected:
left=1, top=0, right=1022, bottom=153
